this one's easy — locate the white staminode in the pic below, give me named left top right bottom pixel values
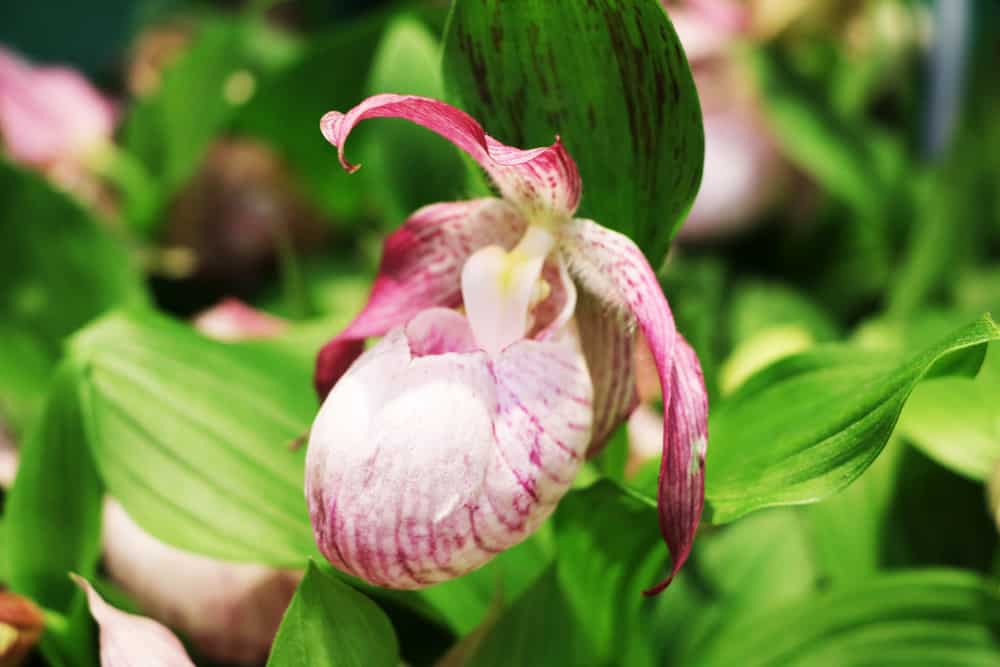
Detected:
left=460, top=225, right=555, bottom=356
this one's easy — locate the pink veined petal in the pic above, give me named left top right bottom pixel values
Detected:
left=72, top=575, right=196, bottom=667
left=0, top=46, right=115, bottom=165
left=645, top=336, right=707, bottom=594
left=573, top=285, right=638, bottom=455
left=320, top=94, right=581, bottom=222
left=314, top=198, right=524, bottom=399
left=306, top=310, right=592, bottom=588
left=561, top=218, right=708, bottom=594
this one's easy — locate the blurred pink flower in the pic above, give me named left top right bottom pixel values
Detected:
left=192, top=298, right=287, bottom=341
left=101, top=500, right=300, bottom=665
left=0, top=46, right=115, bottom=168
left=665, top=0, right=788, bottom=241
left=73, top=575, right=196, bottom=667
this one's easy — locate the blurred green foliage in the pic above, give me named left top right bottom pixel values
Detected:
left=1, top=0, right=999, bottom=665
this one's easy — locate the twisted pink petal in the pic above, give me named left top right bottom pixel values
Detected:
left=320, top=94, right=581, bottom=222
left=314, top=198, right=524, bottom=398
left=561, top=219, right=708, bottom=593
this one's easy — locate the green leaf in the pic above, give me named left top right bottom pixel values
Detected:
left=705, top=314, right=1000, bottom=523
left=674, top=509, right=819, bottom=662
left=897, top=346, right=1000, bottom=481
left=363, top=15, right=467, bottom=226
left=462, top=567, right=591, bottom=667
left=123, top=17, right=254, bottom=199
left=267, top=562, right=398, bottom=667
left=442, top=0, right=703, bottom=261
left=0, top=325, right=54, bottom=435
left=5, top=363, right=103, bottom=613
left=552, top=481, right=664, bottom=664
left=694, top=570, right=1000, bottom=667
left=0, top=161, right=146, bottom=357
left=69, top=309, right=317, bottom=565
left=803, top=437, right=906, bottom=584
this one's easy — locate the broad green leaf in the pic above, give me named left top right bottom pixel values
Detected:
left=706, top=314, right=1000, bottom=523
left=694, top=570, right=1000, bottom=667
left=363, top=15, right=467, bottom=225
left=442, top=0, right=703, bottom=262
left=674, top=509, right=819, bottom=662
left=69, top=309, right=317, bottom=565
left=553, top=481, right=663, bottom=664
left=233, top=13, right=390, bottom=221
left=897, top=346, right=1000, bottom=481
left=462, top=567, right=591, bottom=667
left=5, top=363, right=102, bottom=612
left=123, top=18, right=255, bottom=199
left=803, top=437, right=906, bottom=584
left=267, top=562, right=398, bottom=667
left=0, top=161, right=146, bottom=357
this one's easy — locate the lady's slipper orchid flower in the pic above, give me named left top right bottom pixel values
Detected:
left=0, top=46, right=115, bottom=168
left=73, top=575, right=196, bottom=667
left=308, top=95, right=708, bottom=594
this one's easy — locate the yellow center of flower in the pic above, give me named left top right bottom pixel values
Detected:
left=460, top=225, right=555, bottom=356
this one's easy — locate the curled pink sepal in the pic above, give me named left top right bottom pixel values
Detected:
left=320, top=94, right=581, bottom=223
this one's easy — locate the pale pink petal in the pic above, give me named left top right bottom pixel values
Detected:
left=72, top=574, right=196, bottom=667
left=306, top=317, right=592, bottom=588
left=561, top=219, right=708, bottom=593
left=0, top=425, right=17, bottom=489
left=101, top=501, right=300, bottom=666
left=573, top=285, right=638, bottom=455
left=405, top=308, right=478, bottom=357
left=666, top=0, right=749, bottom=63
left=0, top=46, right=115, bottom=165
left=528, top=257, right=578, bottom=341
left=192, top=298, right=287, bottom=341
left=320, top=94, right=581, bottom=222
left=314, top=198, right=525, bottom=398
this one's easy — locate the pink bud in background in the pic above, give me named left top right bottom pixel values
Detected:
left=72, top=576, right=196, bottom=667
left=665, top=1, right=789, bottom=241
left=191, top=298, right=287, bottom=341
left=101, top=501, right=300, bottom=665
left=0, top=46, right=115, bottom=168
left=98, top=300, right=300, bottom=665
